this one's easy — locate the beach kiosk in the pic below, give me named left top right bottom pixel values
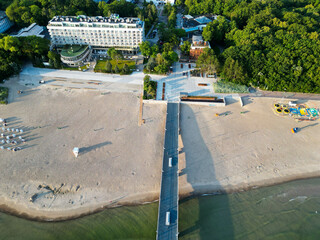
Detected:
left=73, top=147, right=79, bottom=157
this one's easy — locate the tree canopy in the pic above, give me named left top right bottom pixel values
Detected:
left=194, top=0, right=320, bottom=93
left=5, top=0, right=157, bottom=33
left=6, top=0, right=98, bottom=26
left=0, top=35, right=49, bottom=82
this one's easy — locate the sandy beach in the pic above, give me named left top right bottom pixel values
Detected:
left=0, top=76, right=166, bottom=220
left=179, top=97, right=320, bottom=196
left=1, top=75, right=320, bottom=221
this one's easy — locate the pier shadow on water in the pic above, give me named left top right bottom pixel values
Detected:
left=178, top=104, right=235, bottom=240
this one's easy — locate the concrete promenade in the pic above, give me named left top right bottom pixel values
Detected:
left=156, top=103, right=179, bottom=240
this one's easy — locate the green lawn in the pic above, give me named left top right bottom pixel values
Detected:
left=63, top=65, right=89, bottom=71
left=0, top=87, right=9, bottom=104
left=94, top=59, right=136, bottom=73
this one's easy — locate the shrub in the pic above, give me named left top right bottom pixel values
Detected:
left=0, top=87, right=9, bottom=104
left=143, top=75, right=157, bottom=99
left=213, top=79, right=249, bottom=93
left=114, top=65, right=120, bottom=74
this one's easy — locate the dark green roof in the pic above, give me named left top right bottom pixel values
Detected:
left=60, top=45, right=88, bottom=57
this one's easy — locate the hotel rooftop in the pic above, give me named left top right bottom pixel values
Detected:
left=48, top=14, right=143, bottom=28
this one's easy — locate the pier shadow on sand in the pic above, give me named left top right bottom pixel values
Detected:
left=178, top=104, right=235, bottom=240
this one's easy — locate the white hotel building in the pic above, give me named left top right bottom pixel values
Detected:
left=47, top=14, right=145, bottom=55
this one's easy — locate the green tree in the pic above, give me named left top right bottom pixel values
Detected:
left=223, top=57, right=247, bottom=85
left=122, top=63, right=130, bottom=74
left=155, top=53, right=165, bottom=65
left=143, top=74, right=157, bottom=99
left=48, top=51, right=61, bottom=69
left=0, top=36, right=21, bottom=52
left=108, top=48, right=122, bottom=64
left=146, top=57, right=156, bottom=72
left=197, top=48, right=220, bottom=74
left=202, top=16, right=234, bottom=43
left=106, top=61, right=112, bottom=73
left=163, top=51, right=178, bottom=65
left=107, top=47, right=116, bottom=58
left=114, top=65, right=120, bottom=73
left=180, top=41, right=191, bottom=54
left=168, top=10, right=176, bottom=28
left=151, top=44, right=159, bottom=58
left=139, top=41, right=152, bottom=58
left=162, top=43, right=172, bottom=53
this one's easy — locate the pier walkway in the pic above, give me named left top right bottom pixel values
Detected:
left=156, top=102, right=179, bottom=240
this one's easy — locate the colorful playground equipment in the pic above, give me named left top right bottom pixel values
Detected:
left=273, top=102, right=319, bottom=121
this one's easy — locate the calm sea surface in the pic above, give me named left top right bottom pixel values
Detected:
left=0, top=178, right=319, bottom=240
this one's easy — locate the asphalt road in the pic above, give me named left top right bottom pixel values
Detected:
left=156, top=103, right=179, bottom=240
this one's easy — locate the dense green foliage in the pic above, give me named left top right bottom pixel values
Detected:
left=142, top=41, right=178, bottom=75
left=139, top=41, right=159, bottom=58
left=0, top=35, right=49, bottom=82
left=47, top=50, right=61, bottom=69
left=164, top=2, right=177, bottom=28
left=0, top=87, right=9, bottom=104
left=158, top=23, right=186, bottom=46
left=107, top=47, right=123, bottom=65
left=0, top=0, right=12, bottom=10
left=193, top=0, right=320, bottom=93
left=202, top=16, right=235, bottom=44
left=106, top=60, right=112, bottom=73
left=5, top=0, right=157, bottom=33
left=180, top=40, right=191, bottom=54
left=143, top=75, right=157, bottom=99
left=94, top=59, right=135, bottom=74
left=196, top=48, right=220, bottom=74
left=6, top=0, right=97, bottom=26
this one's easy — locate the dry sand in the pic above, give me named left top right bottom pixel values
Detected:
left=179, top=97, right=320, bottom=196
left=1, top=75, right=320, bottom=221
left=0, top=76, right=166, bottom=220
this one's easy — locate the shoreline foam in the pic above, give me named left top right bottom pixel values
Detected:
left=1, top=173, right=320, bottom=222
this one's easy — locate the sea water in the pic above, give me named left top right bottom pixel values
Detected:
left=0, top=178, right=319, bottom=240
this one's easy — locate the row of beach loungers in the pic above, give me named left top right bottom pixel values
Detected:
left=0, top=118, right=26, bottom=152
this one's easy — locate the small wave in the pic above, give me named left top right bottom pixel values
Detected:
left=289, top=196, right=307, bottom=202
left=277, top=192, right=287, bottom=198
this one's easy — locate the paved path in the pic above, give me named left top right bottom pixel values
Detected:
left=155, top=62, right=215, bottom=101
left=20, top=64, right=144, bottom=85
left=156, top=103, right=179, bottom=240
